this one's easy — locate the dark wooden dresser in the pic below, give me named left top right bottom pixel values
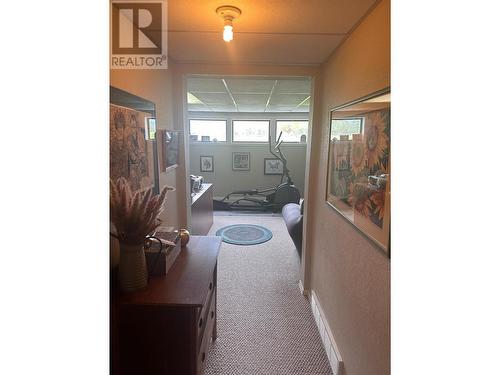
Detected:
left=191, top=183, right=214, bottom=235
left=112, top=236, right=221, bottom=375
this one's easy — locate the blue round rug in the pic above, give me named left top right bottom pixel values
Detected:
left=215, top=224, right=273, bottom=245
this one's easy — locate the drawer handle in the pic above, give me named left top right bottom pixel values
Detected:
left=211, top=311, right=214, bottom=319
left=199, top=317, right=203, bottom=328
left=201, top=352, right=206, bottom=362
left=209, top=282, right=213, bottom=290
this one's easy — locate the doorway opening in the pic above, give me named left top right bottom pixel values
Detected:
left=185, top=75, right=311, bottom=222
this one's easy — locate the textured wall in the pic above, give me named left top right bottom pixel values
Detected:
left=304, top=1, right=391, bottom=375
left=190, top=142, right=307, bottom=198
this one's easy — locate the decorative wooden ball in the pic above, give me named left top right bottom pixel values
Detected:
left=178, top=228, right=190, bottom=247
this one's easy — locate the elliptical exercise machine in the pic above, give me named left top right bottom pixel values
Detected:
left=213, top=131, right=301, bottom=212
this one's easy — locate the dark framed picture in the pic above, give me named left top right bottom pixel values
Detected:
left=110, top=86, right=159, bottom=195
left=326, top=88, right=390, bottom=256
left=200, top=155, right=214, bottom=172
left=158, top=130, right=181, bottom=171
left=264, top=158, right=284, bottom=175
left=110, top=104, right=155, bottom=191
left=232, top=152, right=250, bottom=171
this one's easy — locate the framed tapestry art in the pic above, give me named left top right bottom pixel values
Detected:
left=110, top=105, right=155, bottom=192
left=110, top=87, right=160, bottom=195
left=326, top=88, right=390, bottom=255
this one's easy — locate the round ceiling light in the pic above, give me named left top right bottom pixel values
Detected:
left=216, top=5, right=242, bottom=42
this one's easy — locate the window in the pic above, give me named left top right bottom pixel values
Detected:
left=330, top=118, right=363, bottom=140
left=233, top=120, right=270, bottom=142
left=189, top=119, right=227, bottom=142
left=276, top=120, right=309, bottom=142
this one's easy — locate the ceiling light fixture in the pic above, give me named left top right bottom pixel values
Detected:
left=216, top=6, right=241, bottom=42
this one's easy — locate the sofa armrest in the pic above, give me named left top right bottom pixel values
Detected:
left=282, top=203, right=303, bottom=256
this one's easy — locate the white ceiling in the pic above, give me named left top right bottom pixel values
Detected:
left=187, top=77, right=311, bottom=112
left=168, top=0, right=377, bottom=65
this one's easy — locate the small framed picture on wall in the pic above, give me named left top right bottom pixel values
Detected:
left=200, top=155, right=214, bottom=172
left=157, top=130, right=181, bottom=171
left=232, top=152, right=250, bottom=171
left=264, top=158, right=284, bottom=175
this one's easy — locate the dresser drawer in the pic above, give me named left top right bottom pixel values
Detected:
left=196, top=272, right=215, bottom=343
left=197, top=293, right=216, bottom=375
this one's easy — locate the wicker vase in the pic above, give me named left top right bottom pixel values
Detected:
left=119, top=242, right=148, bottom=292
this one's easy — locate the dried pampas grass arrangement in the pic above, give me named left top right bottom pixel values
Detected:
left=110, top=178, right=175, bottom=245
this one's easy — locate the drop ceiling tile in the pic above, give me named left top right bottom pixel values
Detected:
left=269, top=93, right=310, bottom=106
left=299, top=97, right=311, bottom=106
left=237, top=105, right=266, bottom=112
left=194, top=92, right=234, bottom=105
left=274, top=79, right=312, bottom=94
left=225, top=78, right=275, bottom=94
left=233, top=94, right=269, bottom=112
left=209, top=104, right=238, bottom=112
left=232, top=93, right=268, bottom=105
left=187, top=78, right=226, bottom=93
left=266, top=105, right=301, bottom=112
left=293, top=107, right=310, bottom=112
left=187, top=103, right=208, bottom=111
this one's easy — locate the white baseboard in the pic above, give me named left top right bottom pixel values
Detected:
left=310, top=290, right=344, bottom=375
left=298, top=279, right=309, bottom=297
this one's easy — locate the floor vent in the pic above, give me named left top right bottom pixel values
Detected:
left=310, top=290, right=344, bottom=375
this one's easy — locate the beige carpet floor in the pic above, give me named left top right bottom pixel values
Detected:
left=205, top=215, right=333, bottom=375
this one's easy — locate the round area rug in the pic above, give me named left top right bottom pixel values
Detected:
left=215, top=224, right=273, bottom=245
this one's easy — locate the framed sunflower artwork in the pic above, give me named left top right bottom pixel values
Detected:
left=326, top=88, right=390, bottom=256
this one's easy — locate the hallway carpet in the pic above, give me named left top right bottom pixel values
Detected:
left=205, top=215, right=333, bottom=375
